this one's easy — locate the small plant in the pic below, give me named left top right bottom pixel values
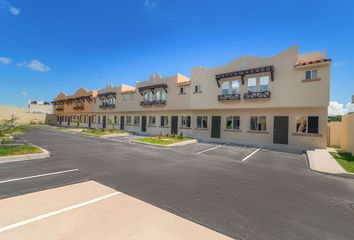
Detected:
left=158, top=132, right=162, bottom=139
left=178, top=131, right=184, bottom=139
left=73, top=118, right=80, bottom=128
left=166, top=133, right=169, bottom=137
left=108, top=117, right=116, bottom=130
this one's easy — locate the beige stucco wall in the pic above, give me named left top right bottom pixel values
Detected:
left=328, top=114, right=354, bottom=155
left=190, top=46, right=330, bottom=110
left=0, top=106, right=56, bottom=124
left=340, top=114, right=354, bottom=155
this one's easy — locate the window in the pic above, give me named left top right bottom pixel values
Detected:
left=148, top=116, right=156, bottom=126
left=305, top=69, right=318, bottom=80
left=144, top=92, right=149, bottom=101
left=226, top=116, right=240, bottom=130
left=92, top=116, right=96, bottom=124
left=260, top=76, right=269, bottom=92
left=179, top=86, right=186, bottom=94
left=134, top=116, right=140, bottom=125
left=194, top=85, right=202, bottom=93
left=161, top=89, right=166, bottom=100
left=296, top=116, right=319, bottom=134
left=221, top=82, right=229, bottom=95
left=98, top=116, right=101, bottom=124
left=126, top=116, right=132, bottom=125
left=197, top=116, right=208, bottom=129
left=160, top=116, right=169, bottom=127
left=114, top=116, right=118, bottom=124
left=232, top=80, right=240, bottom=94
left=84, top=116, right=87, bottom=123
left=250, top=116, right=266, bottom=131
left=156, top=90, right=161, bottom=100
left=181, top=116, right=191, bottom=128
left=148, top=91, right=153, bottom=101
left=122, top=95, right=128, bottom=101
left=248, top=78, right=257, bottom=92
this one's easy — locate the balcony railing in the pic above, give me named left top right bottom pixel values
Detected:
left=140, top=100, right=166, bottom=106
left=218, top=94, right=241, bottom=101
left=55, top=106, right=64, bottom=111
left=73, top=106, right=84, bottom=110
left=244, top=91, right=271, bottom=99
left=99, top=103, right=116, bottom=109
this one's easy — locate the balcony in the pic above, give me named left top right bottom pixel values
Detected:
left=140, top=100, right=166, bottom=106
left=244, top=91, right=271, bottom=99
left=99, top=103, right=116, bottom=109
left=55, top=106, right=64, bottom=111
left=218, top=94, right=241, bottom=101
left=73, top=106, right=84, bottom=110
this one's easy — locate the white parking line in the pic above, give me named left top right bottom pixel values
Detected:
left=0, top=191, right=121, bottom=233
left=196, top=145, right=221, bottom=155
left=0, top=169, right=79, bottom=184
left=241, top=147, right=262, bottom=162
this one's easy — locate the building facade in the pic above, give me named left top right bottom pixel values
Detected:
left=28, top=100, right=53, bottom=114
left=53, top=46, right=331, bottom=150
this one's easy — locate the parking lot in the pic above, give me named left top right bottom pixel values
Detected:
left=1, top=127, right=354, bottom=240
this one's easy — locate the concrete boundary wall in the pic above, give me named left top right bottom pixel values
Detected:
left=328, top=113, right=354, bottom=155
left=0, top=106, right=56, bottom=125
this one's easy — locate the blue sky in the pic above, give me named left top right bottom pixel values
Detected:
left=0, top=0, right=353, bottom=111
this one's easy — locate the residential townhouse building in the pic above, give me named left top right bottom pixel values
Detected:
left=53, top=46, right=331, bottom=150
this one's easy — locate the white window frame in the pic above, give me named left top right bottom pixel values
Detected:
left=160, top=116, right=169, bottom=127
left=126, top=116, right=132, bottom=125
left=231, top=80, right=240, bottom=94
left=305, top=69, right=318, bottom=80
left=250, top=116, right=267, bottom=131
left=196, top=116, right=208, bottom=129
left=181, top=116, right=191, bottom=128
left=247, top=78, right=257, bottom=92
left=148, top=116, right=156, bottom=126
left=259, top=76, right=269, bottom=92
left=226, top=116, right=240, bottom=130
left=134, top=116, right=140, bottom=125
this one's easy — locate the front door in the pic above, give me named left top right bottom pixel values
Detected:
left=102, top=116, right=106, bottom=129
left=273, top=116, right=289, bottom=144
left=141, top=116, right=147, bottom=132
left=59, top=116, right=62, bottom=125
left=171, top=116, right=178, bottom=135
left=120, top=116, right=124, bottom=130
left=211, top=116, right=221, bottom=138
left=88, top=116, right=92, bottom=128
left=68, top=116, right=70, bottom=126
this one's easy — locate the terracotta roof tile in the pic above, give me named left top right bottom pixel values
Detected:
left=295, top=58, right=332, bottom=67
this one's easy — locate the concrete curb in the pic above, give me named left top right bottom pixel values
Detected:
left=306, top=149, right=354, bottom=178
left=0, top=146, right=50, bottom=164
left=101, top=133, right=131, bottom=138
left=131, top=139, right=197, bottom=148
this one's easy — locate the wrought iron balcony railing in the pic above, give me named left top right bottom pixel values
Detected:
left=140, top=100, right=166, bottom=106
left=73, top=106, right=84, bottom=110
left=55, top=106, right=64, bottom=111
left=218, top=94, right=241, bottom=101
left=244, top=91, right=271, bottom=99
left=99, top=103, right=116, bottom=109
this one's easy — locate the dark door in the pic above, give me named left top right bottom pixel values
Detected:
left=120, top=116, right=124, bottom=130
left=88, top=116, right=92, bottom=128
left=211, top=116, right=221, bottom=138
left=102, top=116, right=106, bottom=129
left=171, top=116, right=178, bottom=135
left=59, top=116, right=62, bottom=125
left=68, top=116, right=70, bottom=126
left=273, top=116, right=289, bottom=144
left=141, top=116, right=147, bottom=132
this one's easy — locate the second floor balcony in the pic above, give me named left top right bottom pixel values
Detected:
left=218, top=94, right=241, bottom=101
left=140, top=100, right=166, bottom=106
left=55, top=106, right=64, bottom=111
left=99, top=103, right=116, bottom=109
left=244, top=91, right=271, bottom=99
left=73, top=105, right=84, bottom=110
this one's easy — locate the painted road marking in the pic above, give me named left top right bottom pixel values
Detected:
left=241, top=148, right=262, bottom=162
left=0, top=192, right=121, bottom=233
left=196, top=145, right=221, bottom=155
left=0, top=169, right=79, bottom=184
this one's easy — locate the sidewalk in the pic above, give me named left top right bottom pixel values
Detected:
left=307, top=149, right=347, bottom=175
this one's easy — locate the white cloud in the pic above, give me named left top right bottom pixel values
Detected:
left=9, top=6, right=20, bottom=16
left=21, top=91, right=28, bottom=96
left=332, top=61, right=347, bottom=67
left=144, top=0, right=158, bottom=8
left=0, top=1, right=20, bottom=16
left=18, top=59, right=51, bottom=72
left=0, top=57, right=11, bottom=64
left=328, top=101, right=354, bottom=116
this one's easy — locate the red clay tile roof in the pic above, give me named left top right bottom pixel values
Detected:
left=295, top=58, right=332, bottom=67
